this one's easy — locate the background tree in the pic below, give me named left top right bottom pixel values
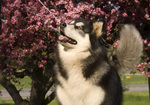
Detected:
left=0, top=0, right=1, bottom=33
left=0, top=0, right=150, bottom=105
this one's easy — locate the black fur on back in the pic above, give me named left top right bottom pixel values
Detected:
left=82, top=34, right=123, bottom=105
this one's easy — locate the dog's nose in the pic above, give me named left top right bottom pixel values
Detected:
left=61, top=22, right=67, bottom=27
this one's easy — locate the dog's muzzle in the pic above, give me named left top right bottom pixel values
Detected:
left=58, top=23, right=77, bottom=45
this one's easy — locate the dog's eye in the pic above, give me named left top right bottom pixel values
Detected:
left=75, top=26, right=84, bottom=30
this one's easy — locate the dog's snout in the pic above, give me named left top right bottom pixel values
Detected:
left=61, top=23, right=67, bottom=27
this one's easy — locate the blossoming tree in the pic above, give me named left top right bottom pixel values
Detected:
left=0, top=0, right=150, bottom=105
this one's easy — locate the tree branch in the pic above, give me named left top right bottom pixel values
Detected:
left=43, top=90, right=55, bottom=105
left=0, top=70, right=29, bottom=105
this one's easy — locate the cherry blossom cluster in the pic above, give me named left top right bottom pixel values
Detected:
left=113, top=40, right=120, bottom=48
left=1, top=0, right=150, bottom=77
left=138, top=62, right=150, bottom=78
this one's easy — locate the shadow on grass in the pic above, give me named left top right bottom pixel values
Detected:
left=0, top=100, right=14, bottom=105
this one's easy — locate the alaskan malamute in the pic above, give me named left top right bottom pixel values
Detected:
left=54, top=19, right=143, bottom=105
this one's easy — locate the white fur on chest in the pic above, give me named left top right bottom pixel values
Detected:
left=56, top=44, right=105, bottom=105
left=56, top=73, right=105, bottom=105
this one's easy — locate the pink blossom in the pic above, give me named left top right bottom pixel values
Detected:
left=108, top=1, right=111, bottom=4
left=143, top=39, right=147, bottom=44
left=14, top=0, right=21, bottom=7
left=28, top=2, right=33, bottom=6
left=114, top=40, right=120, bottom=48
left=144, top=14, right=149, bottom=19
left=41, top=60, right=47, bottom=64
left=38, top=63, right=44, bottom=68
left=37, top=22, right=42, bottom=26
left=134, top=0, right=139, bottom=3
left=2, top=7, right=10, bottom=14
left=14, top=10, right=21, bottom=16
left=122, top=12, right=128, bottom=17
left=11, top=16, right=17, bottom=24
left=30, top=49, right=33, bottom=53
left=17, top=60, right=23, bottom=65
left=142, top=71, right=145, bottom=75
left=1, top=0, right=150, bottom=78
left=111, top=9, right=116, bottom=14
left=146, top=57, right=150, bottom=60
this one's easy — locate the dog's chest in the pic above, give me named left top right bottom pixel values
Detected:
left=56, top=61, right=105, bottom=105
left=56, top=46, right=105, bottom=105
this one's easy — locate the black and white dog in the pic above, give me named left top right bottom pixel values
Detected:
left=54, top=19, right=143, bottom=105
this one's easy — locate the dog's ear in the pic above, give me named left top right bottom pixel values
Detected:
left=92, top=21, right=103, bottom=38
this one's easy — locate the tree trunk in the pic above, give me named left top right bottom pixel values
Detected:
left=0, top=0, right=1, bottom=34
left=30, top=68, right=47, bottom=105
left=0, top=70, right=29, bottom=105
left=29, top=67, right=55, bottom=105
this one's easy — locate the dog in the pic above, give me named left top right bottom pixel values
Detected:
left=54, top=19, right=143, bottom=105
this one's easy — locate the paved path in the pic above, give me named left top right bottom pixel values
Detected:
left=0, top=84, right=149, bottom=99
left=129, top=84, right=149, bottom=92
left=0, top=88, right=54, bottom=100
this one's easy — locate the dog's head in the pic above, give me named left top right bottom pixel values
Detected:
left=58, top=19, right=103, bottom=51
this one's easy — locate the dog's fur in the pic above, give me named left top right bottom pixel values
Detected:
left=54, top=19, right=143, bottom=105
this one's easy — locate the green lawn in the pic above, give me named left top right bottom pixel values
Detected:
left=0, top=75, right=148, bottom=89
left=123, top=91, right=150, bottom=105
left=121, top=75, right=148, bottom=85
left=49, top=92, right=150, bottom=105
left=0, top=75, right=149, bottom=105
left=0, top=76, right=32, bottom=89
left=0, top=99, right=58, bottom=105
left=0, top=91, right=149, bottom=105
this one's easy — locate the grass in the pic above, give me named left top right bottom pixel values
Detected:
left=0, top=98, right=58, bottom=105
left=123, top=91, right=150, bottom=105
left=48, top=98, right=59, bottom=105
left=0, top=75, right=148, bottom=89
left=0, top=99, right=14, bottom=105
left=0, top=91, right=149, bottom=105
left=0, top=75, right=149, bottom=105
left=121, top=75, right=148, bottom=85
left=0, top=76, right=31, bottom=89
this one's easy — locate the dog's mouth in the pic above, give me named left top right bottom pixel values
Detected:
left=58, top=30, right=77, bottom=45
